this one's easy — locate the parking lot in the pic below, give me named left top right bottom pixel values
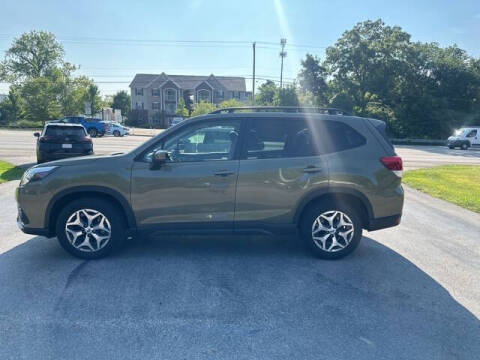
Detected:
left=0, top=129, right=479, bottom=359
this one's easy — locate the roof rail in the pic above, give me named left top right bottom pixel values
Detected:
left=209, top=106, right=351, bottom=116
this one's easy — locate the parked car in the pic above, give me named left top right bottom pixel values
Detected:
left=60, top=116, right=108, bottom=138
left=447, top=127, right=480, bottom=150
left=34, top=123, right=93, bottom=164
left=103, top=121, right=129, bottom=137
left=17, top=107, right=403, bottom=259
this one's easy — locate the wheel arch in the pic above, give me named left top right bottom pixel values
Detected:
left=45, top=186, right=136, bottom=237
left=294, top=188, right=374, bottom=229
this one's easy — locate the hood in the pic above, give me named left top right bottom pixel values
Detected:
left=40, top=152, right=130, bottom=167
left=448, top=136, right=460, bottom=141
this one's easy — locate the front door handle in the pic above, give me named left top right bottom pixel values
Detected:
left=214, top=170, right=235, bottom=177
left=303, top=166, right=323, bottom=173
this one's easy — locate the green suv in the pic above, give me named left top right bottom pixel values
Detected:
left=16, top=107, right=404, bottom=259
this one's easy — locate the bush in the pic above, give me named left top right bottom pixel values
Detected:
left=15, top=119, right=43, bottom=128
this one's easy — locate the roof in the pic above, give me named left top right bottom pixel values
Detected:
left=45, top=122, right=85, bottom=127
left=130, top=73, right=246, bottom=91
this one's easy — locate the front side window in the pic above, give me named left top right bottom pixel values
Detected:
left=146, top=120, right=240, bottom=163
left=246, top=118, right=318, bottom=159
left=466, top=130, right=477, bottom=138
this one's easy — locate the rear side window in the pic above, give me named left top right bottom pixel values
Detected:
left=246, top=118, right=318, bottom=159
left=318, top=121, right=366, bottom=154
left=44, top=126, right=86, bottom=137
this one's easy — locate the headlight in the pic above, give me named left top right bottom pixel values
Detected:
left=20, top=166, right=58, bottom=186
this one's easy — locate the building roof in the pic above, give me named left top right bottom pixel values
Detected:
left=130, top=73, right=246, bottom=91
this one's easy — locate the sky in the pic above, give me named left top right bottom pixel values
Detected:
left=1, top=0, right=480, bottom=96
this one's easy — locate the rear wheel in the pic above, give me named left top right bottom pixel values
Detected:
left=88, top=128, right=98, bottom=137
left=56, top=198, right=126, bottom=259
left=300, top=202, right=363, bottom=259
left=448, top=145, right=454, bottom=149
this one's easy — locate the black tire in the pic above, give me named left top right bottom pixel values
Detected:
left=300, top=201, right=363, bottom=259
left=448, top=146, right=454, bottom=149
left=56, top=198, right=126, bottom=259
left=113, top=130, right=120, bottom=137
left=88, top=128, right=98, bottom=137
left=461, top=142, right=469, bottom=150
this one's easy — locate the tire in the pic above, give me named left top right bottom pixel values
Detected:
left=88, top=128, right=98, bottom=138
left=448, top=146, right=454, bottom=149
left=56, top=198, right=126, bottom=259
left=113, top=130, right=120, bottom=137
left=300, top=201, right=363, bottom=259
left=461, top=142, right=469, bottom=150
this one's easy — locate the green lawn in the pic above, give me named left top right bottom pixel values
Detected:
left=403, top=165, right=480, bottom=213
left=0, top=161, right=25, bottom=183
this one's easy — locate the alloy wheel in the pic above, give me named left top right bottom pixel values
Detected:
left=311, top=210, right=355, bottom=252
left=65, top=209, right=112, bottom=252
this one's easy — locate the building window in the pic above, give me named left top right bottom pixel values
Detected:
left=152, top=88, right=160, bottom=97
left=135, top=88, right=144, bottom=96
left=166, top=103, right=176, bottom=114
left=152, top=102, right=160, bottom=110
left=165, top=89, right=176, bottom=102
left=216, top=90, right=224, bottom=99
left=197, top=89, right=210, bottom=102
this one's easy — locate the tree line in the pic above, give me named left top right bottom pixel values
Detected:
left=2, top=20, right=480, bottom=138
left=256, top=20, right=480, bottom=139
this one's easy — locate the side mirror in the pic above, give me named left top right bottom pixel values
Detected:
left=34, top=132, right=40, bottom=138
left=151, top=149, right=170, bottom=166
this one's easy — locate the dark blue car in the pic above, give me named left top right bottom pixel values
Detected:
left=60, top=116, right=108, bottom=137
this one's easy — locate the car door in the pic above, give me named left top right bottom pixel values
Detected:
left=234, top=116, right=329, bottom=229
left=131, top=118, right=242, bottom=232
left=466, top=129, right=479, bottom=146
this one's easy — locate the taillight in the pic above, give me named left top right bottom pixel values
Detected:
left=380, top=156, right=403, bottom=177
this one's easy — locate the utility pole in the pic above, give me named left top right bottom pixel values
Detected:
left=279, top=38, right=287, bottom=89
left=252, top=42, right=256, bottom=105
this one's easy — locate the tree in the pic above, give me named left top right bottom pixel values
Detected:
left=111, top=90, right=131, bottom=118
left=256, top=80, right=277, bottom=105
left=0, top=87, right=24, bottom=124
left=0, top=31, right=65, bottom=83
left=298, top=54, right=328, bottom=106
left=191, top=101, right=217, bottom=116
left=85, top=84, right=102, bottom=116
left=219, top=99, right=244, bottom=108
left=274, top=85, right=299, bottom=106
left=21, top=77, right=61, bottom=122
left=176, top=97, right=189, bottom=117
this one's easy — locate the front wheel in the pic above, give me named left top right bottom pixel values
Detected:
left=113, top=130, right=121, bottom=137
left=56, top=198, right=126, bottom=259
left=461, top=142, right=469, bottom=150
left=300, top=202, right=363, bottom=259
left=88, top=128, right=98, bottom=137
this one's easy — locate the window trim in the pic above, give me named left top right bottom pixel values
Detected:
left=135, top=118, right=246, bottom=163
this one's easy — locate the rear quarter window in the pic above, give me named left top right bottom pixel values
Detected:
left=319, top=121, right=366, bottom=154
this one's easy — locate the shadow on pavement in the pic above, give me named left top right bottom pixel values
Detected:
left=0, top=234, right=478, bottom=359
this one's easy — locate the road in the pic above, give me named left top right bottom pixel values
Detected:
left=1, top=129, right=480, bottom=169
left=0, top=178, right=479, bottom=359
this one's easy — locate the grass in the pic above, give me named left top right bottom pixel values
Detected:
left=403, top=165, right=480, bottom=213
left=0, top=161, right=25, bottom=184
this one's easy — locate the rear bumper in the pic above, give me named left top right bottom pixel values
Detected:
left=367, top=214, right=402, bottom=231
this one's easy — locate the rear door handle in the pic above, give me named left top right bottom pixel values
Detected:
left=214, top=170, right=235, bottom=177
left=303, top=166, right=323, bottom=173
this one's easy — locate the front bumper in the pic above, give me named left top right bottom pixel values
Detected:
left=16, top=209, right=50, bottom=237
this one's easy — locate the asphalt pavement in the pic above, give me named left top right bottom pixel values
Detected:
left=0, top=178, right=479, bottom=359
left=1, top=129, right=480, bottom=169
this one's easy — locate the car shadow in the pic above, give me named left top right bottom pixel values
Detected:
left=0, top=234, right=478, bottom=359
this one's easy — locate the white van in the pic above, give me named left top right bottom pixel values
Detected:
left=447, top=127, right=480, bottom=150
